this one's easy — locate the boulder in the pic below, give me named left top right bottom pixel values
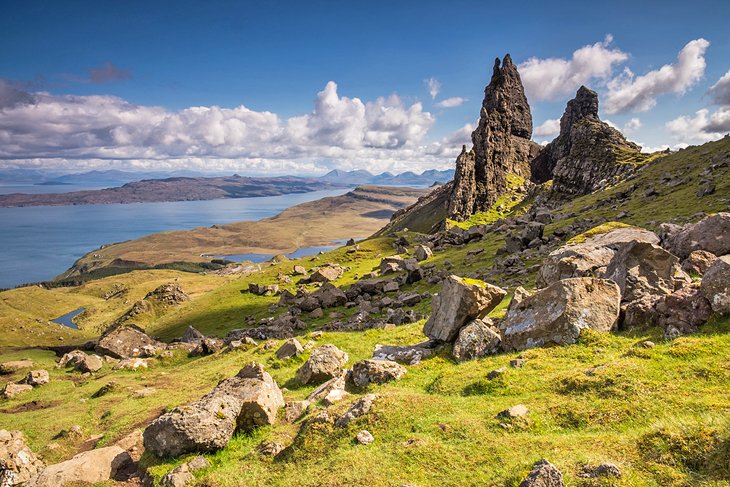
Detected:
left=306, top=371, right=347, bottom=402
left=309, top=265, right=344, bottom=283
left=662, top=213, right=730, bottom=259
left=414, top=245, right=433, bottom=261
left=275, top=338, right=304, bottom=360
left=161, top=456, right=210, bottom=487
left=0, top=430, right=45, bottom=486
left=380, top=255, right=405, bottom=275
left=22, top=370, right=49, bottom=387
left=519, top=459, right=565, bottom=487
left=655, top=286, right=712, bottom=334
left=0, top=360, right=33, bottom=375
left=293, top=265, right=307, bottom=275
left=604, top=241, right=686, bottom=301
left=58, top=351, right=102, bottom=373
left=537, top=226, right=659, bottom=288
left=682, top=250, right=717, bottom=275
left=351, top=359, right=406, bottom=387
left=144, top=363, right=283, bottom=457
left=335, top=394, right=377, bottom=428
left=372, top=341, right=440, bottom=365
left=248, top=283, right=279, bottom=296
left=312, top=283, right=347, bottom=308
left=296, top=345, right=349, bottom=385
left=501, top=278, right=621, bottom=352
left=189, top=337, right=223, bottom=356
left=423, top=275, right=506, bottom=342
left=26, top=446, right=131, bottom=487
left=701, top=255, right=730, bottom=315
left=356, top=430, right=374, bottom=445
left=1, top=382, right=32, bottom=399
left=146, top=283, right=190, bottom=304
left=451, top=319, right=501, bottom=362
left=95, top=323, right=163, bottom=359
left=181, top=325, right=205, bottom=343
left=622, top=295, right=661, bottom=329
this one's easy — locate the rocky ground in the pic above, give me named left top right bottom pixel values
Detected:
left=1, top=55, right=730, bottom=486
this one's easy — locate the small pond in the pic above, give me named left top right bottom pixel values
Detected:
left=51, top=307, right=85, bottom=329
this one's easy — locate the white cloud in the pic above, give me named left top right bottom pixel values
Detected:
left=623, top=117, right=642, bottom=133
left=436, top=97, right=466, bottom=108
left=708, top=69, right=730, bottom=106
left=518, top=35, right=628, bottom=101
left=425, top=78, right=440, bottom=100
left=0, top=81, right=448, bottom=175
left=666, top=108, right=728, bottom=145
left=604, top=39, right=709, bottom=114
left=533, top=118, right=560, bottom=137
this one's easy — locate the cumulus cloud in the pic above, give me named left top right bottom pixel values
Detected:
left=708, top=69, right=730, bottom=106
left=89, top=62, right=132, bottom=83
left=533, top=118, right=560, bottom=137
left=666, top=108, right=728, bottom=144
left=425, top=78, right=440, bottom=100
left=623, top=117, right=642, bottom=133
left=0, top=81, right=451, bottom=175
left=518, top=35, right=628, bottom=101
left=603, top=39, right=709, bottom=114
left=436, top=97, right=466, bottom=108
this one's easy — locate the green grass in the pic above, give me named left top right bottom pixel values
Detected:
left=448, top=174, right=528, bottom=229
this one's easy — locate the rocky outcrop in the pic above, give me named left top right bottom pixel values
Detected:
left=423, top=275, right=506, bottom=342
left=531, top=86, right=642, bottom=196
left=501, top=278, right=621, bottom=351
left=448, top=55, right=539, bottom=221
left=0, top=430, right=45, bottom=486
left=143, top=363, right=283, bottom=457
left=701, top=255, right=730, bottom=314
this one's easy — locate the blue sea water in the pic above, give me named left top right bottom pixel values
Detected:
left=0, top=188, right=349, bottom=289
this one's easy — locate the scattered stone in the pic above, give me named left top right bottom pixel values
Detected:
left=323, top=388, right=349, bottom=406
left=26, top=446, right=132, bottom=487
left=0, top=360, right=33, bottom=375
left=296, top=345, right=349, bottom=385
left=414, top=245, right=433, bottom=261
left=509, top=359, right=526, bottom=368
left=0, top=429, right=45, bottom=486
left=622, top=294, right=661, bottom=329
left=276, top=338, right=304, bottom=360
left=113, top=358, right=151, bottom=370
left=257, top=441, right=285, bottom=458
left=309, top=307, right=324, bottom=319
left=293, top=265, right=307, bottom=276
left=701, top=255, right=730, bottom=315
left=306, top=371, right=347, bottom=402
left=423, top=275, right=506, bottom=342
left=380, top=256, right=405, bottom=275
left=309, top=265, right=345, bottom=283
left=58, top=351, right=103, bottom=373
left=655, top=285, right=712, bottom=334
left=1, top=383, right=32, bottom=399
left=248, top=282, right=279, bottom=296
left=356, top=430, right=374, bottom=445
left=579, top=463, right=622, bottom=479
left=95, top=323, right=163, bottom=359
left=382, top=281, right=400, bottom=293
left=351, top=359, right=406, bottom=387
left=498, top=404, right=528, bottom=419
left=160, top=456, right=210, bottom=487
left=372, top=341, right=439, bottom=365
left=312, top=283, right=347, bottom=308
left=487, top=367, right=507, bottom=380
left=451, top=318, right=501, bottom=362
left=335, top=394, right=377, bottom=428
left=519, top=459, right=565, bottom=487
left=91, top=382, right=117, bottom=399
left=22, top=370, right=49, bottom=387
left=146, top=283, right=190, bottom=304
left=682, top=250, right=718, bottom=275
left=284, top=400, right=310, bottom=423
left=635, top=340, right=656, bottom=349
left=180, top=325, right=205, bottom=343
left=134, top=387, right=157, bottom=397
left=501, top=278, right=621, bottom=352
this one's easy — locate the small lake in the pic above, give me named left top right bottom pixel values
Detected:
left=51, top=307, right=85, bottom=329
left=0, top=189, right=349, bottom=288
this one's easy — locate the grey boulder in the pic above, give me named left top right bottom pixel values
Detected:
left=451, top=318, right=501, bottom=362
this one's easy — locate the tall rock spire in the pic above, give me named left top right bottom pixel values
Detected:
left=448, top=54, right=540, bottom=221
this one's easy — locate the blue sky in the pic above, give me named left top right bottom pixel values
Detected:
left=1, top=0, right=729, bottom=175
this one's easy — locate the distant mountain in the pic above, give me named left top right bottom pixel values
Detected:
left=47, top=169, right=211, bottom=185
left=318, top=168, right=454, bottom=186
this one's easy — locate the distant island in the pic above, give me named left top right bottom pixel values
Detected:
left=0, top=169, right=453, bottom=207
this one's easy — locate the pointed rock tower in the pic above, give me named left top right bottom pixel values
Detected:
left=448, top=54, right=540, bottom=221
left=531, top=85, right=642, bottom=196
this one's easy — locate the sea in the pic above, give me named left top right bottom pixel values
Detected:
left=0, top=185, right=349, bottom=289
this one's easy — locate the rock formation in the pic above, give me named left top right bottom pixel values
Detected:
left=448, top=55, right=540, bottom=221
left=531, top=86, right=642, bottom=196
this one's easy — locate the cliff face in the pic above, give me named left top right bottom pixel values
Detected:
left=447, top=55, right=540, bottom=221
left=531, top=86, right=642, bottom=196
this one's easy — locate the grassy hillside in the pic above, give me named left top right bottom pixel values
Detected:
left=1, top=137, right=729, bottom=485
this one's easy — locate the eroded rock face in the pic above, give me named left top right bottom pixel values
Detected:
left=448, top=54, right=539, bottom=221
left=143, top=363, right=283, bottom=457
left=351, top=359, right=406, bottom=387
left=26, top=446, right=131, bottom=487
left=501, top=278, right=621, bottom=352
left=537, top=226, right=660, bottom=288
left=701, top=255, right=730, bottom=314
left=531, top=86, right=641, bottom=196
left=95, top=323, right=163, bottom=359
left=423, top=275, right=506, bottom=342
left=296, top=345, right=349, bottom=385
left=451, top=319, right=501, bottom=362
left=0, top=429, right=45, bottom=486
left=662, top=213, right=730, bottom=259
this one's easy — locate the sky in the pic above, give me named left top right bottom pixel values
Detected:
left=1, top=0, right=729, bottom=176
